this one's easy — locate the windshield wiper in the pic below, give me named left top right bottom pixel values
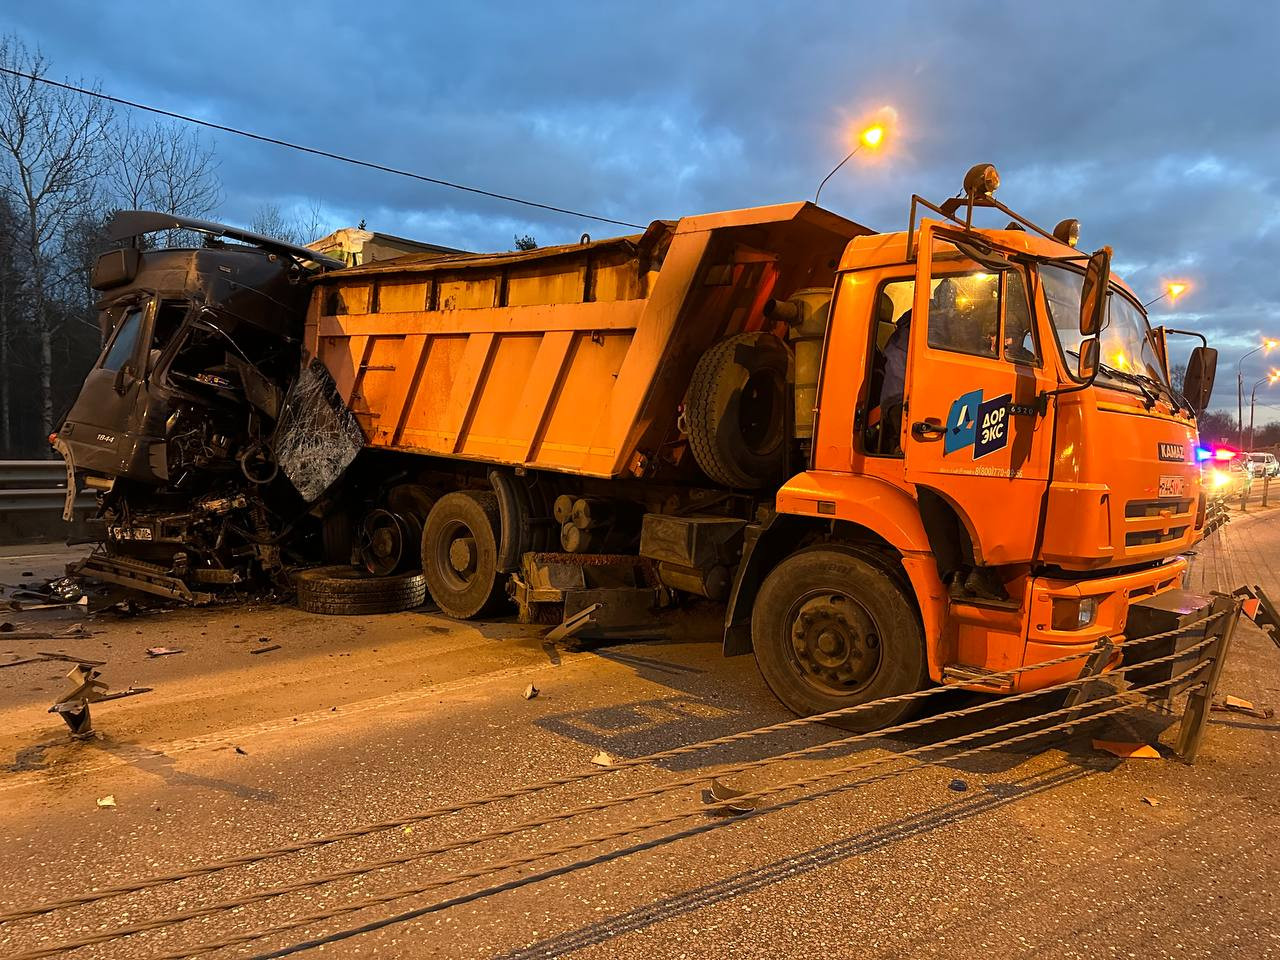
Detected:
left=1097, top=362, right=1160, bottom=408
left=1131, top=371, right=1184, bottom=414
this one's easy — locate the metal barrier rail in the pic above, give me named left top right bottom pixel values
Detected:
left=2, top=595, right=1244, bottom=960
left=0, top=459, right=92, bottom=512
left=0, top=459, right=94, bottom=545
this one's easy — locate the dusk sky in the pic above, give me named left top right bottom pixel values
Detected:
left=4, top=1, right=1277, bottom=411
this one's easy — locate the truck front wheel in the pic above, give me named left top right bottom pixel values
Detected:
left=752, top=547, right=926, bottom=730
left=421, top=491, right=507, bottom=619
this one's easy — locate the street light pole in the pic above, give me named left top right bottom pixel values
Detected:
left=1237, top=339, right=1278, bottom=449
left=814, top=122, right=887, bottom=206
left=1250, top=373, right=1278, bottom=453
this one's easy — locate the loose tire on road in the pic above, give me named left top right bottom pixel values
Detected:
left=752, top=547, right=926, bottom=731
left=421, top=490, right=507, bottom=619
left=295, top=565, right=427, bottom=616
left=684, top=331, right=790, bottom=489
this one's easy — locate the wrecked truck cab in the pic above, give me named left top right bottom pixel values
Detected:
left=52, top=212, right=345, bottom=593
left=56, top=212, right=342, bottom=498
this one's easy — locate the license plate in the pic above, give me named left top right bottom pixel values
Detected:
left=108, top=524, right=153, bottom=541
left=1158, top=476, right=1185, bottom=498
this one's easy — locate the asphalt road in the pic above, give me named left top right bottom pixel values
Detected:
left=0, top=510, right=1278, bottom=960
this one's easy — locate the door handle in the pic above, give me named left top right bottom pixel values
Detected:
left=911, top=418, right=945, bottom=440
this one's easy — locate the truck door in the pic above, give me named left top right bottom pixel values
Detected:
left=900, top=226, right=1057, bottom=565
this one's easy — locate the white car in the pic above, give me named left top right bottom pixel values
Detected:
left=1245, top=452, right=1280, bottom=478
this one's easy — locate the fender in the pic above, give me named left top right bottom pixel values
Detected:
left=723, top=471, right=948, bottom=663
left=774, top=470, right=932, bottom=553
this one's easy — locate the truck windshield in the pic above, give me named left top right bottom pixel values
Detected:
left=1039, top=263, right=1172, bottom=397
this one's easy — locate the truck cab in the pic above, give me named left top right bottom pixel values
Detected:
left=52, top=212, right=342, bottom=587
left=735, top=165, right=1219, bottom=721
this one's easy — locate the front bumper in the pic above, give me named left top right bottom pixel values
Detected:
left=1015, top=557, right=1190, bottom=692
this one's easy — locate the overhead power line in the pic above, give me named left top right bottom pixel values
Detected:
left=0, top=66, right=645, bottom=230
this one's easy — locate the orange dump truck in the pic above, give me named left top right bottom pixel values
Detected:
left=305, top=164, right=1219, bottom=726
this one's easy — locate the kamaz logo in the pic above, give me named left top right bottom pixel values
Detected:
left=1157, top=442, right=1184, bottom=462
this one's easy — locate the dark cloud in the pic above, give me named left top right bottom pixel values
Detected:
left=7, top=0, right=1277, bottom=409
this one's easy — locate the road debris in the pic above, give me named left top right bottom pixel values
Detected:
left=48, top=576, right=86, bottom=602
left=146, top=647, right=184, bottom=658
left=95, top=795, right=116, bottom=808
left=522, top=683, right=539, bottom=700
left=249, top=644, right=282, bottom=655
left=1092, top=739, right=1161, bottom=759
left=701, top=778, right=756, bottom=814
left=1211, top=696, right=1274, bottom=719
left=1143, top=796, right=1161, bottom=806
left=0, top=624, right=94, bottom=641
left=948, top=778, right=969, bottom=792
left=235, top=746, right=248, bottom=755
left=48, top=662, right=153, bottom=739
left=590, top=750, right=615, bottom=768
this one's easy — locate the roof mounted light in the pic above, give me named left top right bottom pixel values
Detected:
left=1053, top=218, right=1081, bottom=248
left=963, top=163, right=1000, bottom=198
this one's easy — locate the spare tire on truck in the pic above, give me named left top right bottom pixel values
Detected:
left=420, top=490, right=507, bottom=619
left=295, top=565, right=427, bottom=615
left=683, top=331, right=791, bottom=489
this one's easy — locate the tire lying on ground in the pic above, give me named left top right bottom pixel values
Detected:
left=420, top=490, right=507, bottom=619
left=295, top=565, right=427, bottom=615
left=683, top=331, right=791, bottom=489
left=751, top=546, right=927, bottom=731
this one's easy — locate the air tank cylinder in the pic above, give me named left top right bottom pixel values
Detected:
left=767, top=287, right=832, bottom=439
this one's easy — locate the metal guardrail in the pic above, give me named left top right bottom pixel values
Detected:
left=0, top=459, right=93, bottom=513
left=0, top=459, right=95, bottom=544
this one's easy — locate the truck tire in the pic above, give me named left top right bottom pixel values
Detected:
left=684, top=331, right=790, bottom=489
left=752, top=547, right=926, bottom=731
left=421, top=490, right=507, bottom=619
left=295, top=565, right=427, bottom=615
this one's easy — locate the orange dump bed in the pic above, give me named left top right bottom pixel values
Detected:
left=305, top=203, right=869, bottom=479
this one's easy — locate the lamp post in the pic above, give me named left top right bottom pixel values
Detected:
left=814, top=121, right=888, bottom=206
left=1238, top=338, right=1280, bottom=449
left=1249, top=371, right=1279, bottom=453
left=1142, top=281, right=1188, bottom=310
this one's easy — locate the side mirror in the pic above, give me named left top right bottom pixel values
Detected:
left=1077, top=338, right=1100, bottom=381
left=1079, top=246, right=1112, bottom=337
left=1182, top=345, right=1218, bottom=412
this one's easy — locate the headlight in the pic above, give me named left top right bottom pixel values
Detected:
left=1051, top=596, right=1100, bottom=631
left=1211, top=468, right=1231, bottom=489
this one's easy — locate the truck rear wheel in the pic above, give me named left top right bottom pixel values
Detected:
left=752, top=547, right=926, bottom=730
left=684, top=331, right=790, bottom=489
left=421, top=490, right=507, bottom=619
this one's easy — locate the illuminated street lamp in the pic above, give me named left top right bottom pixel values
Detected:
left=1142, top=280, right=1190, bottom=309
left=1248, top=370, right=1280, bottom=452
left=814, top=120, right=889, bottom=205
left=1239, top=337, right=1280, bottom=448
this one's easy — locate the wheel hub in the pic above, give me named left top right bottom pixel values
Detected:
left=789, top=593, right=881, bottom=694
left=448, top=535, right=477, bottom=574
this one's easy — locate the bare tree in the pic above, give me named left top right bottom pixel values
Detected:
left=249, top=201, right=299, bottom=244
left=0, top=195, right=24, bottom=450
left=0, top=37, right=112, bottom=439
left=103, top=116, right=221, bottom=246
left=250, top=199, right=334, bottom=246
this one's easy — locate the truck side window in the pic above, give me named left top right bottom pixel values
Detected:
left=926, top=273, right=998, bottom=359
left=1002, top=271, right=1039, bottom=364
left=101, top=308, right=143, bottom=372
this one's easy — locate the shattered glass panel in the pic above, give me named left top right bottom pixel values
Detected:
left=272, top=359, right=365, bottom=502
